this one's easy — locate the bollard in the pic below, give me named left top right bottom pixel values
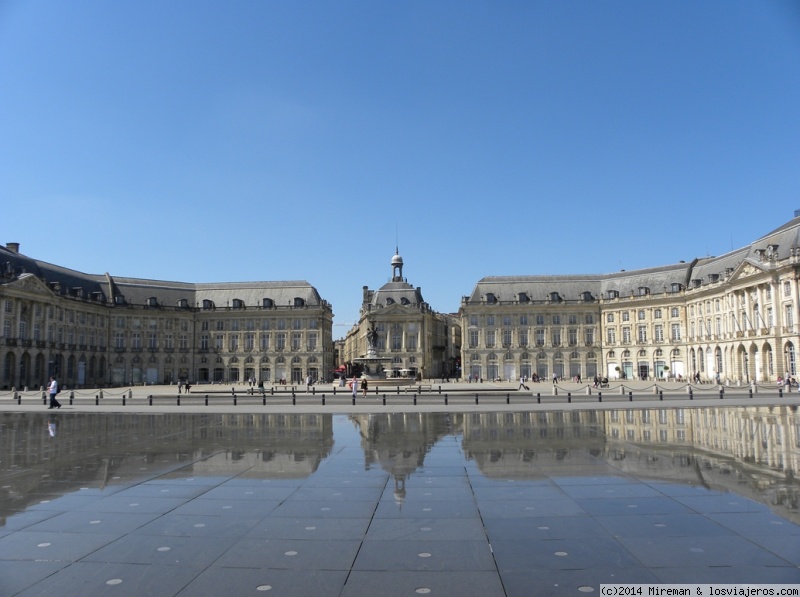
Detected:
left=445, top=395, right=448, bottom=405
left=122, top=393, right=126, bottom=406
left=352, top=396, right=356, bottom=405
left=149, top=395, right=153, bottom=406
left=659, top=391, right=663, bottom=401
left=628, top=391, right=633, bottom=402
left=689, top=388, right=693, bottom=400
left=779, top=388, right=783, bottom=398
left=438, top=385, right=442, bottom=394
left=397, top=386, right=400, bottom=395
left=719, top=388, right=724, bottom=399
left=94, top=394, right=98, bottom=405
left=312, top=387, right=315, bottom=395
left=263, top=395, right=266, bottom=406
left=292, top=396, right=296, bottom=406
left=206, top=395, right=209, bottom=406
left=598, top=392, right=602, bottom=402
left=234, top=396, right=237, bottom=406
left=18, top=394, right=22, bottom=405
left=414, top=396, right=417, bottom=406
left=42, top=391, right=46, bottom=405
left=537, top=393, right=541, bottom=404
left=177, top=396, right=180, bottom=406
left=271, top=386, right=274, bottom=396
left=71, top=390, right=75, bottom=404
left=475, top=394, right=479, bottom=405
left=567, top=393, right=571, bottom=403
left=13, top=391, right=18, bottom=403
left=322, top=395, right=326, bottom=406
left=382, top=396, right=386, bottom=406
left=749, top=388, right=753, bottom=399
left=506, top=394, right=510, bottom=405
left=333, top=386, right=336, bottom=395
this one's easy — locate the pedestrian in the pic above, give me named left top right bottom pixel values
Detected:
left=185, top=382, right=191, bottom=393
left=47, top=376, right=62, bottom=409
left=361, top=377, right=368, bottom=397
left=306, top=375, right=312, bottom=390
left=552, top=372, right=558, bottom=385
left=351, top=375, right=358, bottom=398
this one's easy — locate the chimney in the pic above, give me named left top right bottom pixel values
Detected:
left=6, top=242, right=19, bottom=253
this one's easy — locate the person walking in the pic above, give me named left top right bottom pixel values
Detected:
left=351, top=375, right=358, bottom=398
left=47, top=376, right=62, bottom=409
left=361, top=377, right=368, bottom=397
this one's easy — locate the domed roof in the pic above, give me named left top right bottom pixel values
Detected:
left=391, top=251, right=403, bottom=266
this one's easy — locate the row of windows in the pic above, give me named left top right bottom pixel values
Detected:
left=468, top=328, right=596, bottom=348
left=468, top=314, right=595, bottom=327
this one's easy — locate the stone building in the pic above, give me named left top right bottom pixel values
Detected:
left=0, top=243, right=333, bottom=389
left=343, top=250, right=459, bottom=380
left=460, top=215, right=800, bottom=384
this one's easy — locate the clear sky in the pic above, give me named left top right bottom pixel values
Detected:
left=1, top=1, right=799, bottom=336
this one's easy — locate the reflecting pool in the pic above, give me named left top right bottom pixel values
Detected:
left=1, top=406, right=799, bottom=596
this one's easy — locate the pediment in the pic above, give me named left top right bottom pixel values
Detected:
left=728, top=259, right=768, bottom=283
left=4, top=273, right=53, bottom=296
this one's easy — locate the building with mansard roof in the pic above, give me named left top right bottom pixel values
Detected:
left=0, top=243, right=333, bottom=389
left=342, top=250, right=460, bottom=380
left=460, top=215, right=800, bottom=384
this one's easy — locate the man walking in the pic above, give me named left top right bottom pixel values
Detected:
left=47, top=376, right=62, bottom=409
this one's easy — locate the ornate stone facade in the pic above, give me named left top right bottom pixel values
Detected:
left=343, top=251, right=459, bottom=380
left=0, top=244, right=333, bottom=389
left=460, top=216, right=800, bottom=384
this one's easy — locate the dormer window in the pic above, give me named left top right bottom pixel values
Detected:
left=232, top=298, right=245, bottom=309
left=386, top=297, right=395, bottom=305
left=581, top=291, right=593, bottom=302
left=401, top=297, right=410, bottom=305
left=146, top=297, right=158, bottom=307
left=607, top=290, right=619, bottom=299
left=262, top=298, right=274, bottom=308
left=177, top=298, right=189, bottom=309
left=518, top=292, right=529, bottom=303
left=202, top=299, right=214, bottom=310
left=549, top=292, right=560, bottom=302
left=638, top=287, right=650, bottom=296
left=115, top=295, right=126, bottom=305
left=485, top=293, right=497, bottom=304
left=708, top=274, right=719, bottom=283
left=293, top=297, right=305, bottom=307
left=670, top=283, right=683, bottom=293
left=692, top=279, right=702, bottom=288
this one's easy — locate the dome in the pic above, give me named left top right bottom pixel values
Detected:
left=391, top=252, right=403, bottom=266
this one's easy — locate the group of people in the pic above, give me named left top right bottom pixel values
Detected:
left=350, top=375, right=369, bottom=397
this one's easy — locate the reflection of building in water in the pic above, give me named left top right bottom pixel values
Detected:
left=462, top=410, right=606, bottom=479
left=0, top=412, right=333, bottom=520
left=351, top=413, right=455, bottom=505
left=602, top=405, right=800, bottom=523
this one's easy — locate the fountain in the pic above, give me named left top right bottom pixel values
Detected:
left=352, top=323, right=393, bottom=383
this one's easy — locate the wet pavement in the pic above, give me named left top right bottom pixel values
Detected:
left=1, top=406, right=799, bottom=596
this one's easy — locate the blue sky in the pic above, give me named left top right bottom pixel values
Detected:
left=1, top=1, right=799, bottom=335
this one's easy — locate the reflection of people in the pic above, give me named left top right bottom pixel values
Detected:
left=47, top=376, right=62, bottom=409
left=48, top=420, right=56, bottom=437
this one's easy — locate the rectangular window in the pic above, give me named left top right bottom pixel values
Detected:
left=671, top=324, right=681, bottom=341
left=215, top=334, right=224, bottom=351
left=148, top=332, right=158, bottom=349
left=486, top=330, right=496, bottom=348
left=519, top=329, right=528, bottom=346
left=622, top=327, right=631, bottom=343
left=785, top=304, right=794, bottom=328
left=606, top=328, right=616, bottom=344
left=307, top=332, right=317, bottom=351
left=470, top=315, right=478, bottom=326
left=552, top=315, right=560, bottom=325
left=260, top=333, right=269, bottom=350
left=230, top=335, right=239, bottom=351
left=568, top=315, right=577, bottom=325
left=607, top=313, right=615, bottom=323
left=536, top=315, right=544, bottom=325
left=568, top=328, right=578, bottom=345
left=276, top=333, right=286, bottom=350
left=115, top=332, right=125, bottom=349
left=551, top=330, right=561, bottom=346
left=535, top=329, right=545, bottom=346
left=637, top=325, right=647, bottom=342
left=585, top=328, right=594, bottom=344
left=785, top=281, right=792, bottom=297
left=407, top=334, right=417, bottom=350
left=179, top=334, right=188, bottom=350
left=502, top=329, right=512, bottom=346
left=131, top=332, right=142, bottom=349
left=291, top=332, right=301, bottom=350
left=245, top=333, right=255, bottom=350
left=622, top=311, right=630, bottom=322
left=200, top=335, right=209, bottom=350
left=502, top=316, right=512, bottom=326
left=231, top=320, right=240, bottom=331
left=487, top=315, right=495, bottom=326
left=293, top=319, right=302, bottom=330
left=165, top=334, right=174, bottom=349
left=654, top=325, right=663, bottom=342
left=519, top=315, right=528, bottom=326
left=469, top=330, right=479, bottom=348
